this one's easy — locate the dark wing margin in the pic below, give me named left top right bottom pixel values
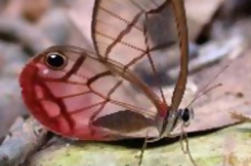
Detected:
left=169, top=0, right=189, bottom=112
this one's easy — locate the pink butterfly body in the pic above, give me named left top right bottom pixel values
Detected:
left=20, top=0, right=189, bottom=141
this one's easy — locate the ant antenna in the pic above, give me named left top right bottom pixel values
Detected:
left=186, top=64, right=230, bottom=108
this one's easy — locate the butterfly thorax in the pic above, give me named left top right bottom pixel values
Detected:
left=155, top=107, right=193, bottom=139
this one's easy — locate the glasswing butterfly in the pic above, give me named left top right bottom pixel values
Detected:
left=19, top=0, right=190, bottom=153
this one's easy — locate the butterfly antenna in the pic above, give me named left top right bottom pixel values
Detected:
left=187, top=83, right=222, bottom=108
left=186, top=64, right=230, bottom=108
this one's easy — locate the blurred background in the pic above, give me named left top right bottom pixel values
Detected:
left=0, top=0, right=251, bottom=141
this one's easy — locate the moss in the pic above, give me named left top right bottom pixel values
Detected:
left=29, top=123, right=251, bottom=166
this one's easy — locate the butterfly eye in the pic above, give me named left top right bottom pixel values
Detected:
left=44, top=52, right=67, bottom=70
left=181, top=108, right=190, bottom=122
left=180, top=108, right=194, bottom=127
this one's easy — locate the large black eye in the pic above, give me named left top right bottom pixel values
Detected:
left=45, top=52, right=67, bottom=70
left=181, top=108, right=190, bottom=122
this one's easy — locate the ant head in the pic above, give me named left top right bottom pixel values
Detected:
left=178, top=107, right=194, bottom=127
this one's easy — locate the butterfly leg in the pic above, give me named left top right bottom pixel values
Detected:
left=178, top=125, right=198, bottom=166
left=138, top=136, right=148, bottom=166
left=138, top=130, right=152, bottom=166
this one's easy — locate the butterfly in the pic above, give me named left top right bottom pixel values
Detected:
left=19, top=0, right=190, bottom=142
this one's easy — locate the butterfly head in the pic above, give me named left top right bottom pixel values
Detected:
left=177, top=107, right=194, bottom=127
left=149, top=107, right=194, bottom=142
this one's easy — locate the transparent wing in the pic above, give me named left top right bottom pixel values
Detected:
left=92, top=0, right=189, bottom=112
left=92, top=0, right=176, bottom=66
left=21, top=46, right=162, bottom=139
left=21, top=0, right=189, bottom=140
